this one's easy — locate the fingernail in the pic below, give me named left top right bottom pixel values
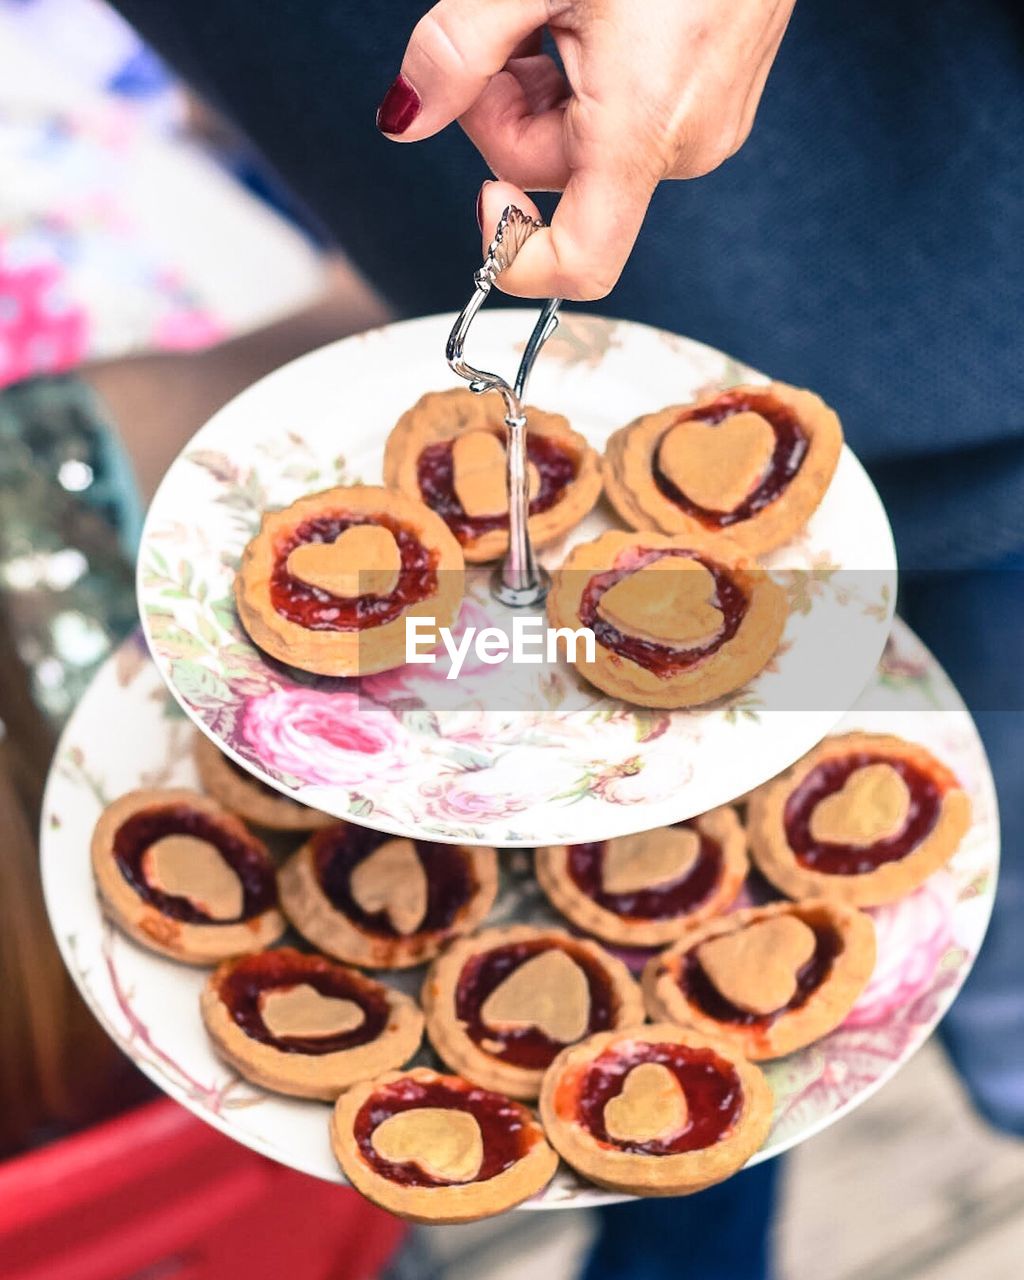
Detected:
left=376, top=74, right=421, bottom=135
left=476, top=180, right=493, bottom=233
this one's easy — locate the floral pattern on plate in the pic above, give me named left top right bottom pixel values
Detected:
left=137, top=312, right=897, bottom=846
left=40, top=619, right=998, bottom=1206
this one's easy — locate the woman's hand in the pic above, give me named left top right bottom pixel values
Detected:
left=377, top=0, right=795, bottom=300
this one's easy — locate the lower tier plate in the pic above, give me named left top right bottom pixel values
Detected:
left=40, top=618, right=997, bottom=1208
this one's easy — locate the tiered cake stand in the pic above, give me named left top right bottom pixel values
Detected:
left=40, top=313, right=999, bottom=1209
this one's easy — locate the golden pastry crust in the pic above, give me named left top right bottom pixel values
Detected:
left=330, top=1067, right=559, bottom=1223
left=642, top=899, right=876, bottom=1059
left=235, top=483, right=465, bottom=677
left=383, top=388, right=602, bottom=562
left=193, top=732, right=333, bottom=832
left=200, top=948, right=423, bottom=1100
left=536, top=807, right=749, bottom=946
left=546, top=528, right=787, bottom=708
left=747, top=732, right=972, bottom=906
left=278, top=830, right=498, bottom=969
left=539, top=1024, right=773, bottom=1197
left=603, top=381, right=843, bottom=556
left=422, top=924, right=645, bottom=1101
left=91, top=789, right=285, bottom=965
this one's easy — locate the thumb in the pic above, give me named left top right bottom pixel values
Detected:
left=479, top=134, right=658, bottom=302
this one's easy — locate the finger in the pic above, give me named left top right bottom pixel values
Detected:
left=478, top=179, right=545, bottom=246
left=378, top=0, right=549, bottom=141
left=460, top=58, right=571, bottom=191
left=481, top=111, right=660, bottom=301
left=666, top=16, right=790, bottom=178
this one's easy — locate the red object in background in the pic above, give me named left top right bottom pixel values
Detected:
left=0, top=1100, right=406, bottom=1280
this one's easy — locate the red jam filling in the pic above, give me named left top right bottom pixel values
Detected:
left=785, top=753, right=945, bottom=874
left=355, top=1076, right=539, bottom=1187
left=113, top=805, right=276, bottom=923
left=578, top=548, right=749, bottom=676
left=681, top=921, right=842, bottom=1026
left=568, top=825, right=723, bottom=919
left=416, top=432, right=578, bottom=544
left=653, top=390, right=808, bottom=527
left=455, top=940, right=618, bottom=1069
left=568, top=1040, right=743, bottom=1155
left=218, top=948, right=390, bottom=1055
left=313, top=825, right=474, bottom=936
left=269, top=513, right=438, bottom=630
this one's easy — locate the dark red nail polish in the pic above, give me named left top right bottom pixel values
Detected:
left=376, top=74, right=421, bottom=135
left=476, top=183, right=486, bottom=232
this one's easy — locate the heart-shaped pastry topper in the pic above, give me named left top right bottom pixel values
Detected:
left=603, top=1062, right=689, bottom=1144
left=660, top=411, right=776, bottom=512
left=602, top=828, right=701, bottom=895
left=142, top=834, right=243, bottom=921
left=258, top=983, right=365, bottom=1039
left=809, top=762, right=911, bottom=847
left=371, top=1107, right=483, bottom=1183
left=451, top=429, right=540, bottom=519
left=480, top=948, right=591, bottom=1044
left=696, top=915, right=817, bottom=1017
left=597, top=557, right=724, bottom=647
left=350, top=838, right=428, bottom=936
left=286, top=523, right=401, bottom=599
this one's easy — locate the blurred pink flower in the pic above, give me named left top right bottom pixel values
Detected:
left=0, top=251, right=88, bottom=388
left=240, top=687, right=410, bottom=788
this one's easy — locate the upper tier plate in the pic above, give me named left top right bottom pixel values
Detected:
left=138, top=312, right=897, bottom=846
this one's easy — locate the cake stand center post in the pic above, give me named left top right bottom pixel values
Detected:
left=446, top=206, right=562, bottom=608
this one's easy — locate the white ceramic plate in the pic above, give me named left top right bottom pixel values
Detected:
left=137, top=312, right=896, bottom=847
left=41, top=619, right=997, bottom=1208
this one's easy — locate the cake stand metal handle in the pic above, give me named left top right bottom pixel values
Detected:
left=446, top=206, right=562, bottom=608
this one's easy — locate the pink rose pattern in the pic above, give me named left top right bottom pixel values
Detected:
left=419, top=777, right=531, bottom=825
left=239, top=687, right=412, bottom=789
left=360, top=598, right=509, bottom=704
left=845, top=876, right=956, bottom=1028
left=766, top=875, right=965, bottom=1145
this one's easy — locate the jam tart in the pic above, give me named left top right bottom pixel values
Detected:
left=331, top=1067, right=558, bottom=1223
left=535, top=807, right=749, bottom=947
left=383, top=388, right=602, bottom=562
left=91, top=789, right=285, bottom=965
left=603, top=381, right=842, bottom=556
left=193, top=732, right=332, bottom=832
left=748, top=732, right=972, bottom=906
left=642, top=900, right=876, bottom=1059
left=278, top=823, right=497, bottom=969
left=200, top=947, right=423, bottom=1100
left=546, top=528, right=787, bottom=708
left=539, top=1024, right=773, bottom=1197
left=235, top=483, right=464, bottom=677
left=422, top=924, right=644, bottom=1101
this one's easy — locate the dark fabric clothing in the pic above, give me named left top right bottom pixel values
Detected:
left=582, top=1160, right=782, bottom=1280
left=111, top=0, right=1024, bottom=570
